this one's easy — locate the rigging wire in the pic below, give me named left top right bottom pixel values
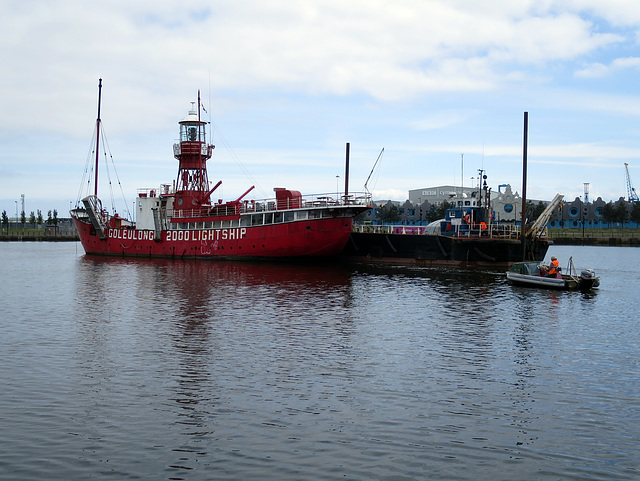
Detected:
left=75, top=121, right=131, bottom=220
left=209, top=119, right=269, bottom=199
left=77, top=123, right=98, bottom=205
left=200, top=91, right=267, bottom=198
left=100, top=124, right=131, bottom=219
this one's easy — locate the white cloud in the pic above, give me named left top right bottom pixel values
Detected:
left=612, top=56, right=640, bottom=68
left=576, top=56, right=640, bottom=77
left=1, top=0, right=631, bottom=134
left=2, top=0, right=640, bottom=211
left=559, top=0, right=640, bottom=27
left=411, top=110, right=479, bottom=131
left=575, top=62, right=610, bottom=78
left=371, top=188, right=410, bottom=202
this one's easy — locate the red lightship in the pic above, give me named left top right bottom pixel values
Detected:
left=71, top=80, right=371, bottom=259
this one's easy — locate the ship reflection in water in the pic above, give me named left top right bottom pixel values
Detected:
left=73, top=256, right=361, bottom=478
left=1, top=243, right=637, bottom=481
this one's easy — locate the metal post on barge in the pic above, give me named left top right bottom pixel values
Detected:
left=521, top=111, right=528, bottom=260
left=344, top=142, right=350, bottom=199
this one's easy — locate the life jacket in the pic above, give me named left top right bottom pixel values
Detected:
left=548, top=259, right=559, bottom=275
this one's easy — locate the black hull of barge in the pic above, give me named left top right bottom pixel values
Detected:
left=341, top=232, right=551, bottom=267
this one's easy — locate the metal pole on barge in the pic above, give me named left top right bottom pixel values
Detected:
left=94, top=78, right=102, bottom=198
left=521, top=111, right=528, bottom=260
left=344, top=142, right=350, bottom=198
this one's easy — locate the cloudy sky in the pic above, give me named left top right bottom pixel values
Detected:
left=2, top=0, right=640, bottom=218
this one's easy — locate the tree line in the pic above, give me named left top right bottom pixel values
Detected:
left=373, top=201, right=551, bottom=225
left=373, top=201, right=455, bottom=224
left=369, top=199, right=640, bottom=226
left=599, top=201, right=640, bottom=226
left=1, top=209, right=59, bottom=228
left=500, top=199, right=640, bottom=226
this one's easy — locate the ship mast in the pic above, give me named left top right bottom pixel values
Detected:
left=94, top=78, right=102, bottom=197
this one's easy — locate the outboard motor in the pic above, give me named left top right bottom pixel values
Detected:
left=581, top=269, right=596, bottom=280
left=579, top=268, right=599, bottom=290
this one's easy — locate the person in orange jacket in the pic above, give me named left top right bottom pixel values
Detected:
left=548, top=256, right=560, bottom=277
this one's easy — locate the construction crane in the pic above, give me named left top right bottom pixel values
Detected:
left=625, top=163, right=639, bottom=202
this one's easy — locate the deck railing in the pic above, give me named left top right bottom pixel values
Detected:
left=353, top=222, right=524, bottom=239
left=168, top=192, right=372, bottom=220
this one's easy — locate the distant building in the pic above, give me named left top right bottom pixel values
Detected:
left=367, top=183, right=636, bottom=228
left=548, top=197, right=609, bottom=228
left=408, top=185, right=478, bottom=206
left=492, top=184, right=522, bottom=222
left=409, top=183, right=525, bottom=222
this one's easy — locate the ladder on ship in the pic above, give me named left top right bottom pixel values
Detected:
left=82, top=195, right=108, bottom=240
left=151, top=208, right=164, bottom=241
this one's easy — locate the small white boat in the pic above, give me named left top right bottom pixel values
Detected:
left=506, top=257, right=600, bottom=291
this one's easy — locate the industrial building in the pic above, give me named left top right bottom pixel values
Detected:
left=406, top=183, right=525, bottom=222
left=363, top=182, right=639, bottom=229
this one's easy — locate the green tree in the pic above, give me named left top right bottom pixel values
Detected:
left=526, top=200, right=547, bottom=222
left=602, top=202, right=616, bottom=226
left=424, top=201, right=452, bottom=223
left=36, top=210, right=44, bottom=225
left=20, top=210, right=26, bottom=226
left=377, top=204, right=402, bottom=223
left=425, top=204, right=441, bottom=223
left=437, top=201, right=452, bottom=220
left=615, top=201, right=629, bottom=227
left=29, top=211, right=36, bottom=224
left=1, top=210, right=8, bottom=233
left=630, top=202, right=640, bottom=226
left=45, top=209, right=60, bottom=233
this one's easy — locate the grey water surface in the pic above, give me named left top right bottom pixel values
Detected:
left=0, top=242, right=638, bottom=480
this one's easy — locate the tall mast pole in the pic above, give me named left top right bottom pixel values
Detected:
left=94, top=78, right=102, bottom=197
left=521, top=111, right=528, bottom=260
left=344, top=142, right=350, bottom=197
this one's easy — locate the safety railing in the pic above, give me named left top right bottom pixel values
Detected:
left=353, top=222, right=524, bottom=239
left=167, top=192, right=372, bottom=220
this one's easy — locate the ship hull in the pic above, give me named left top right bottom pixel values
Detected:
left=342, top=231, right=551, bottom=267
left=72, top=217, right=354, bottom=259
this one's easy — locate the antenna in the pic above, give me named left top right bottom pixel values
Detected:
left=460, top=153, right=464, bottom=196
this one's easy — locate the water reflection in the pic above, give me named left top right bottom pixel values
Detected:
left=74, top=257, right=358, bottom=478
left=58, top=251, right=640, bottom=480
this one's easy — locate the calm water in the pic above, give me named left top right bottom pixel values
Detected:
left=0, top=242, right=638, bottom=480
